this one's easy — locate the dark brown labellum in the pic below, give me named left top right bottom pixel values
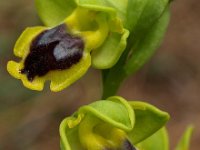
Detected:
left=121, top=139, right=136, bottom=150
left=20, top=24, right=84, bottom=81
left=103, top=139, right=136, bottom=150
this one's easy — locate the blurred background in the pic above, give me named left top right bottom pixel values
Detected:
left=0, top=0, right=199, bottom=149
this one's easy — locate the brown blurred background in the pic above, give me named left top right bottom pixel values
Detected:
left=0, top=0, right=199, bottom=149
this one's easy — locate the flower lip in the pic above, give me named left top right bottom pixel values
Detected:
left=101, top=139, right=136, bottom=150
left=20, top=24, right=84, bottom=81
left=121, top=139, right=136, bottom=150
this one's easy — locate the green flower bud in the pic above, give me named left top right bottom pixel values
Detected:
left=60, top=96, right=169, bottom=150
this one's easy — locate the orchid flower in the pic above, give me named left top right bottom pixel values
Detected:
left=7, top=0, right=171, bottom=91
left=60, top=96, right=169, bottom=150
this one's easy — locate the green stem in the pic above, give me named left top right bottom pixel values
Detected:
left=101, top=27, right=135, bottom=99
left=102, top=67, right=126, bottom=99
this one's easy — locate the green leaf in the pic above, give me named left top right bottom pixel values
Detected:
left=136, top=127, right=169, bottom=150
left=125, top=0, right=147, bottom=32
left=124, top=8, right=170, bottom=75
left=128, top=101, right=170, bottom=144
left=35, top=0, right=77, bottom=26
left=126, top=0, right=169, bottom=34
left=175, top=126, right=194, bottom=150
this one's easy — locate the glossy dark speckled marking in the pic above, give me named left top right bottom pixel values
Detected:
left=20, top=24, right=84, bottom=81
